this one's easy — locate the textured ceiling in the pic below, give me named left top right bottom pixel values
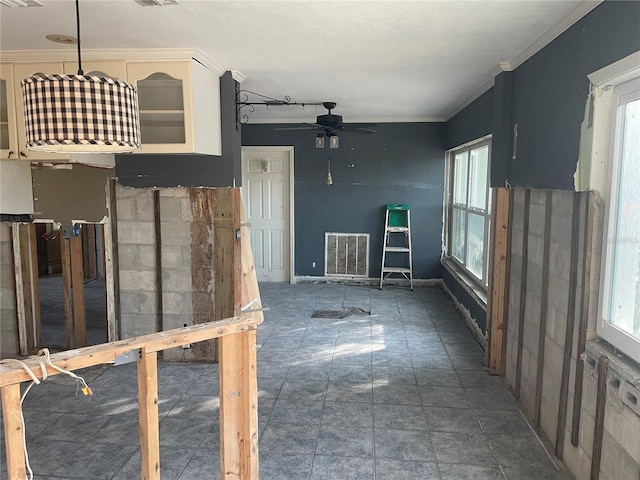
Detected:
left=0, top=0, right=601, bottom=122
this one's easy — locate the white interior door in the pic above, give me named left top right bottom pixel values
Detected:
left=241, top=147, right=293, bottom=282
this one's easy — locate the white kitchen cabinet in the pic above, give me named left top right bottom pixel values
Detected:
left=126, top=60, right=221, bottom=155
left=0, top=64, right=19, bottom=160
left=12, top=62, right=65, bottom=161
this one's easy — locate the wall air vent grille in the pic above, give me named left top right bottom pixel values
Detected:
left=325, top=233, right=369, bottom=277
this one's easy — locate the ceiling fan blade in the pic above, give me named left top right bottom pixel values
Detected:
left=342, top=123, right=379, bottom=128
left=273, top=126, right=319, bottom=131
left=339, top=127, right=377, bottom=134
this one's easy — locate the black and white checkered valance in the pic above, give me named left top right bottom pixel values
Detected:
left=21, top=73, right=141, bottom=153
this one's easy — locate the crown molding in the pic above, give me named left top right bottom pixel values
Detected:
left=0, top=48, right=226, bottom=75
left=231, top=70, right=246, bottom=83
left=249, top=116, right=446, bottom=125
left=508, top=0, right=602, bottom=71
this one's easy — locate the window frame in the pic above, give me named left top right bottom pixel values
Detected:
left=444, top=136, right=492, bottom=289
left=588, top=51, right=640, bottom=364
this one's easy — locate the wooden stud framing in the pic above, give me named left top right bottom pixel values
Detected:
left=70, top=231, right=86, bottom=347
left=1, top=384, right=26, bottom=479
left=515, top=189, right=531, bottom=398
left=486, top=187, right=511, bottom=375
left=590, top=356, right=609, bottom=480
left=107, top=177, right=121, bottom=342
left=534, top=191, right=553, bottom=426
left=556, top=192, right=582, bottom=458
left=500, top=189, right=515, bottom=376
left=83, top=224, right=98, bottom=281
left=0, top=313, right=258, bottom=480
left=153, top=190, right=163, bottom=336
left=138, top=351, right=160, bottom=480
left=12, top=225, right=28, bottom=355
left=215, top=188, right=259, bottom=480
left=60, top=235, right=74, bottom=349
left=28, top=224, right=41, bottom=348
left=572, top=192, right=594, bottom=446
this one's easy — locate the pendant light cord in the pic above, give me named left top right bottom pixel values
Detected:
left=75, top=0, right=83, bottom=75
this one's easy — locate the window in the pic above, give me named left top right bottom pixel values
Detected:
left=445, top=138, right=492, bottom=287
left=598, top=75, right=640, bottom=364
left=585, top=51, right=640, bottom=364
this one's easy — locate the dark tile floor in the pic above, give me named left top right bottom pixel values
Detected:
left=1, top=284, right=570, bottom=479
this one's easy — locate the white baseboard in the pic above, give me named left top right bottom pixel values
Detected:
left=293, top=275, right=443, bottom=288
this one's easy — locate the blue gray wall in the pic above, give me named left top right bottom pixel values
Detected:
left=444, top=0, right=640, bottom=332
left=242, top=123, right=446, bottom=278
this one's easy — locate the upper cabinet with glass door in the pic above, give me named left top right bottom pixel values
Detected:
left=0, top=63, right=19, bottom=159
left=125, top=60, right=221, bottom=155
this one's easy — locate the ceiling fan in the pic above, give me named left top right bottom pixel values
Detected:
left=274, top=102, right=377, bottom=136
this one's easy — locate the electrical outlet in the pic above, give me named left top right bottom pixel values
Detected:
left=312, top=262, right=316, bottom=268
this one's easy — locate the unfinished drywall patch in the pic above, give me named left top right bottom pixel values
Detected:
left=31, top=164, right=113, bottom=225
left=0, top=161, right=34, bottom=216
left=0, top=223, right=18, bottom=355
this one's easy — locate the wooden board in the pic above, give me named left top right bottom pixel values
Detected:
left=0, top=314, right=256, bottom=387
left=515, top=190, right=531, bottom=398
left=486, top=187, right=510, bottom=375
left=70, top=232, right=86, bottom=347
left=60, top=235, right=73, bottom=349
left=215, top=188, right=259, bottom=480
left=138, top=351, right=160, bottom=480
left=1, top=384, right=26, bottom=479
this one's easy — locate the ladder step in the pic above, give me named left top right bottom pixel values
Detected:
left=386, top=227, right=409, bottom=233
left=382, top=267, right=411, bottom=273
left=384, top=247, right=410, bottom=252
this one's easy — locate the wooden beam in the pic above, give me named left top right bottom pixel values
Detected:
left=0, top=314, right=256, bottom=387
left=28, top=224, right=41, bottom=348
left=107, top=178, right=122, bottom=342
left=500, top=188, right=515, bottom=377
left=70, top=231, right=86, bottom=347
left=534, top=191, right=553, bottom=426
left=153, top=190, right=163, bottom=335
left=556, top=192, right=582, bottom=458
left=1, top=384, right=26, bottom=479
left=138, top=351, right=160, bottom=480
left=486, top=187, right=510, bottom=375
left=60, top=235, right=73, bottom=349
left=572, top=192, right=594, bottom=446
left=515, top=189, right=531, bottom=398
left=590, top=355, right=609, bottom=480
left=216, top=188, right=259, bottom=480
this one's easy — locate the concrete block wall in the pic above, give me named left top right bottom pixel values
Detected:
left=0, top=223, right=18, bottom=355
left=504, top=188, right=640, bottom=480
left=115, top=183, right=216, bottom=362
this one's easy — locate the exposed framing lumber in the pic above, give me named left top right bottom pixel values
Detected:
left=534, top=191, right=553, bottom=426
left=70, top=231, right=87, bottom=347
left=12, top=225, right=28, bottom=355
left=515, top=189, right=531, bottom=398
left=590, top=355, right=609, bottom=480
left=60, top=235, right=73, bottom=349
left=215, top=188, right=259, bottom=480
left=1, top=384, right=25, bottom=478
left=107, top=178, right=121, bottom=342
left=83, top=224, right=98, bottom=281
left=27, top=224, right=41, bottom=348
left=556, top=192, right=582, bottom=458
left=0, top=314, right=258, bottom=480
left=500, top=188, right=515, bottom=376
left=572, top=191, right=594, bottom=446
left=486, top=187, right=511, bottom=375
left=138, top=351, right=160, bottom=480
left=153, top=190, right=163, bottom=336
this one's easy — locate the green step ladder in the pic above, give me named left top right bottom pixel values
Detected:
left=380, top=204, right=413, bottom=290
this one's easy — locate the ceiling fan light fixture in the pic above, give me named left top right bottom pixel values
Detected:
left=329, top=135, right=339, bottom=149
left=20, top=0, right=141, bottom=154
left=315, top=134, right=325, bottom=149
